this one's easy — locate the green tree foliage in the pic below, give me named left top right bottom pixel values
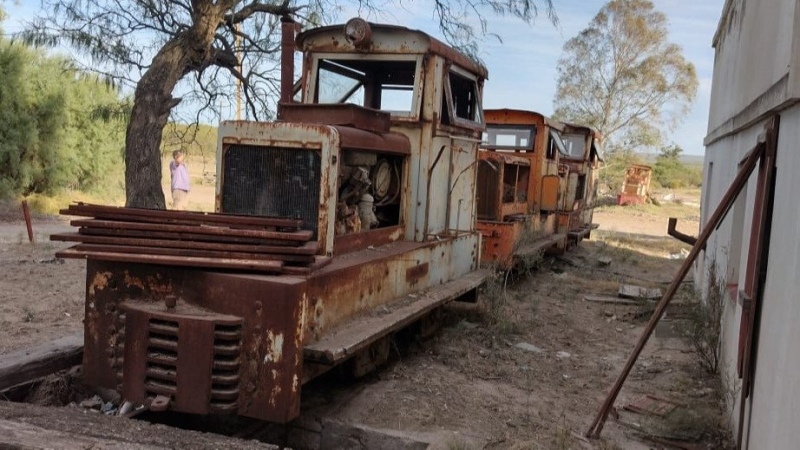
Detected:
left=27, top=0, right=558, bottom=208
left=0, top=38, right=128, bottom=199
left=553, top=0, right=698, bottom=151
left=652, top=145, right=702, bottom=188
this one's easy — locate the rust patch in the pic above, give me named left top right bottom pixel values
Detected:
left=405, top=262, right=429, bottom=283
left=88, top=271, right=112, bottom=297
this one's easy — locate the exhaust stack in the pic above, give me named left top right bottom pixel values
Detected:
left=280, top=17, right=296, bottom=108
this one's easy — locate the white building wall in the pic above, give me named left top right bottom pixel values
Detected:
left=701, top=124, right=761, bottom=439
left=703, top=0, right=800, bottom=447
left=745, top=104, right=800, bottom=449
left=707, top=0, right=795, bottom=132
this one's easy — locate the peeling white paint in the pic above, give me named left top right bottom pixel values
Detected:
left=263, top=331, right=284, bottom=364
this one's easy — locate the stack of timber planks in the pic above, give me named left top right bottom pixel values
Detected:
left=52, top=203, right=331, bottom=274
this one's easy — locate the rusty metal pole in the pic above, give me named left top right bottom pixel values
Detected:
left=21, top=200, right=34, bottom=243
left=279, top=17, right=296, bottom=109
left=586, top=137, right=767, bottom=439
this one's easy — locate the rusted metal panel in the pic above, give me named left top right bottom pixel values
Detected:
left=477, top=219, right=563, bottom=270
left=333, top=126, right=410, bottom=155
left=62, top=203, right=303, bottom=229
left=448, top=137, right=479, bottom=233
left=333, top=225, right=404, bottom=255
left=76, top=226, right=307, bottom=247
left=51, top=233, right=319, bottom=255
left=478, top=221, right=522, bottom=268
left=304, top=234, right=479, bottom=342
left=304, top=268, right=489, bottom=364
left=541, top=175, right=560, bottom=211
left=405, top=262, right=429, bottom=283
left=279, top=103, right=391, bottom=133
left=69, top=244, right=314, bottom=263
left=84, top=260, right=309, bottom=422
left=70, top=219, right=313, bottom=242
left=58, top=248, right=285, bottom=273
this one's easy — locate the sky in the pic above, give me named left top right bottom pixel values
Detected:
left=2, top=0, right=724, bottom=155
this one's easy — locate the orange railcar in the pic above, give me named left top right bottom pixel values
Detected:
left=476, top=110, right=602, bottom=270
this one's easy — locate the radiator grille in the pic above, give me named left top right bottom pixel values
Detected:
left=221, top=145, right=322, bottom=237
left=144, top=318, right=179, bottom=398
left=210, top=323, right=242, bottom=412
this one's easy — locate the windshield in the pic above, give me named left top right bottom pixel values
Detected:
left=561, top=133, right=586, bottom=159
left=314, top=58, right=418, bottom=115
left=482, top=125, right=535, bottom=151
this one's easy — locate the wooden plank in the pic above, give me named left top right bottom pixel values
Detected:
left=56, top=247, right=284, bottom=273
left=0, top=420, right=149, bottom=450
left=64, top=202, right=303, bottom=229
left=582, top=295, right=640, bottom=305
left=71, top=243, right=315, bottom=263
left=618, top=284, right=662, bottom=300
left=71, top=219, right=312, bottom=242
left=0, top=402, right=277, bottom=449
left=77, top=226, right=305, bottom=246
left=304, top=269, right=490, bottom=364
left=51, top=233, right=319, bottom=255
left=0, top=334, right=83, bottom=392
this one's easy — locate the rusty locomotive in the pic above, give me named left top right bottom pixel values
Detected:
left=58, top=19, right=491, bottom=423
left=476, top=109, right=602, bottom=270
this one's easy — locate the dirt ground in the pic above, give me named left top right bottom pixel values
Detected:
left=0, top=192, right=731, bottom=449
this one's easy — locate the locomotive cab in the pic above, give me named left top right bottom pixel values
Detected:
left=555, top=124, right=602, bottom=245
left=475, top=110, right=567, bottom=269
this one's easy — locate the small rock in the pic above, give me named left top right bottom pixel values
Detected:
left=460, top=321, right=479, bottom=330
left=80, top=396, right=103, bottom=410
left=616, top=327, right=623, bottom=333
left=514, top=342, right=545, bottom=354
left=597, top=256, right=612, bottom=266
left=555, top=351, right=572, bottom=359
left=605, top=315, right=617, bottom=323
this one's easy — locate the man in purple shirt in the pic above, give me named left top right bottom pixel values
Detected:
left=170, top=150, right=190, bottom=210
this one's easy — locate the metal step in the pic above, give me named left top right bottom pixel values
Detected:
left=303, top=269, right=491, bottom=365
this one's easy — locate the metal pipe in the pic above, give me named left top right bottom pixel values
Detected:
left=279, top=17, right=296, bottom=107
left=423, top=145, right=448, bottom=238
left=21, top=200, right=34, bottom=243
left=667, top=217, right=698, bottom=246
left=586, top=135, right=767, bottom=439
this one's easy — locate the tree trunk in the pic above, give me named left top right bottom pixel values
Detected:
left=124, top=40, right=188, bottom=209
left=123, top=4, right=234, bottom=208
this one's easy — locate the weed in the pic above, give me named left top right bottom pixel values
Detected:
left=479, top=270, right=523, bottom=335
left=445, top=438, right=476, bottom=450
left=676, top=262, right=724, bottom=374
left=22, top=307, right=36, bottom=323
left=553, top=413, right=575, bottom=449
left=638, top=406, right=729, bottom=446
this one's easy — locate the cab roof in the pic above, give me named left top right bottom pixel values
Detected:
left=296, top=21, right=488, bottom=80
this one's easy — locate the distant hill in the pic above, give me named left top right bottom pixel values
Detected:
left=639, top=152, right=704, bottom=166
